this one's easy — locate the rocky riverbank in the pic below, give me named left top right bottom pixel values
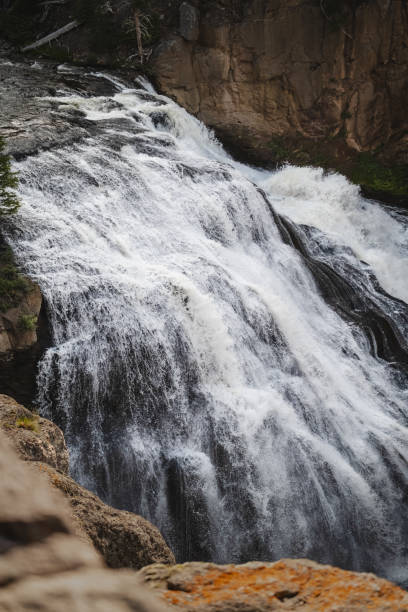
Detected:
left=0, top=394, right=175, bottom=570
left=0, top=427, right=171, bottom=612
left=1, top=394, right=408, bottom=611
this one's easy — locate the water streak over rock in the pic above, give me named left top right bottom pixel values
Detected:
left=3, top=58, right=408, bottom=586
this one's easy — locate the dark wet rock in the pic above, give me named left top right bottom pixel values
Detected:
left=179, top=3, right=200, bottom=42
left=150, top=111, right=173, bottom=129
left=0, top=55, right=128, bottom=159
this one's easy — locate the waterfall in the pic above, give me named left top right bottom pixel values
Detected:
left=7, top=74, right=408, bottom=585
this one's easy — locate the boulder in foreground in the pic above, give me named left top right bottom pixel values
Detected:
left=0, top=394, right=175, bottom=570
left=35, top=461, right=175, bottom=570
left=139, top=560, right=408, bottom=611
left=0, top=430, right=170, bottom=612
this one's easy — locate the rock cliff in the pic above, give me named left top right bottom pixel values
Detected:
left=0, top=1, right=406, bottom=201
left=0, top=394, right=175, bottom=570
left=0, top=429, right=171, bottom=612
left=152, top=0, right=408, bottom=202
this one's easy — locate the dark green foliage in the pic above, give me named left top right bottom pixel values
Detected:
left=0, top=140, right=26, bottom=313
left=269, top=135, right=408, bottom=202
left=7, top=0, right=41, bottom=16
left=268, top=138, right=291, bottom=164
left=350, top=154, right=408, bottom=198
left=73, top=0, right=100, bottom=22
left=73, top=0, right=116, bottom=51
left=0, top=139, right=19, bottom=216
left=0, top=0, right=42, bottom=44
left=18, top=314, right=38, bottom=332
left=132, top=0, right=151, bottom=10
left=34, top=45, right=73, bottom=63
left=0, top=244, right=29, bottom=312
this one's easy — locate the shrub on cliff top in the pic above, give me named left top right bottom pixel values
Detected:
left=0, top=138, right=20, bottom=216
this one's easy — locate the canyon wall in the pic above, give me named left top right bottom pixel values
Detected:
left=0, top=1, right=406, bottom=199
left=152, top=0, right=408, bottom=199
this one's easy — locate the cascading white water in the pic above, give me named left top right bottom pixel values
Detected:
left=7, top=75, right=408, bottom=584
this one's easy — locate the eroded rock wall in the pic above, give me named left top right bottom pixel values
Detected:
left=153, top=0, right=408, bottom=167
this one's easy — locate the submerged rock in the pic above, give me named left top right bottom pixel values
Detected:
left=0, top=430, right=171, bottom=612
left=0, top=395, right=175, bottom=570
left=139, top=561, right=408, bottom=611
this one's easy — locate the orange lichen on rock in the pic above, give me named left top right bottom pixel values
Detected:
left=139, top=559, right=408, bottom=611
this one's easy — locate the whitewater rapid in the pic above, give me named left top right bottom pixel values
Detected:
left=7, top=74, right=408, bottom=584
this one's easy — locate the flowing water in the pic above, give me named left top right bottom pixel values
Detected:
left=7, top=74, right=408, bottom=584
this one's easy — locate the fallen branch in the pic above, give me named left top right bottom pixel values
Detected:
left=39, top=0, right=69, bottom=5
left=21, top=20, right=80, bottom=52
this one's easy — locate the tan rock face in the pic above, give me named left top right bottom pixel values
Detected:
left=139, top=560, right=408, bottom=611
left=0, top=431, right=102, bottom=579
left=0, top=430, right=171, bottom=612
left=0, top=280, right=42, bottom=355
left=0, top=568, right=170, bottom=612
left=153, top=0, right=408, bottom=165
left=0, top=395, right=175, bottom=570
left=34, top=462, right=176, bottom=570
left=0, top=394, right=69, bottom=473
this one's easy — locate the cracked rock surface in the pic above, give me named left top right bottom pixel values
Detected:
left=139, top=560, right=408, bottom=611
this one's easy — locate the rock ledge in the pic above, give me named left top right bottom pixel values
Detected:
left=139, top=560, right=408, bottom=611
